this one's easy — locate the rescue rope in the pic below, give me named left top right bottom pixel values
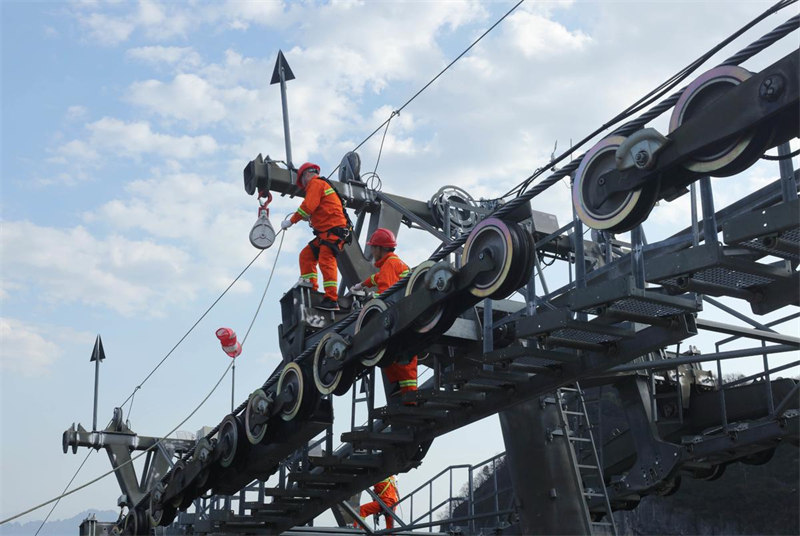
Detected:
left=0, top=360, right=233, bottom=525
left=0, top=233, right=289, bottom=527
left=32, top=450, right=93, bottom=536
left=118, top=248, right=267, bottom=418
left=221, top=6, right=800, bottom=410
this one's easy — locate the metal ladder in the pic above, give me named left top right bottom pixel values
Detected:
left=555, top=383, right=618, bottom=536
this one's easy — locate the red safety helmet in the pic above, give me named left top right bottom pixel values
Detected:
left=296, top=162, right=320, bottom=188
left=366, top=228, right=397, bottom=248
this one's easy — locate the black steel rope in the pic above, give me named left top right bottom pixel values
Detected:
left=326, top=0, right=526, bottom=179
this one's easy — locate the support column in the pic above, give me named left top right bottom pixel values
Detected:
left=499, top=399, right=591, bottom=535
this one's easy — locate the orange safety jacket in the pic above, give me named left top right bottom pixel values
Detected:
left=361, top=253, right=410, bottom=294
left=374, top=476, right=399, bottom=505
left=290, top=175, right=347, bottom=232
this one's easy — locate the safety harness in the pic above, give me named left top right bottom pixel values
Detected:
left=308, top=177, right=355, bottom=259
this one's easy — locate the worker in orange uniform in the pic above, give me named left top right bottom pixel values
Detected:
left=355, top=475, right=399, bottom=530
left=351, top=228, right=418, bottom=398
left=281, top=162, right=349, bottom=311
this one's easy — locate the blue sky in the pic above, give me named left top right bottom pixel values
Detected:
left=1, top=0, right=798, bottom=530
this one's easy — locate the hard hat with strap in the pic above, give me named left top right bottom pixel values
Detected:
left=366, top=228, right=397, bottom=248
left=296, top=162, right=320, bottom=189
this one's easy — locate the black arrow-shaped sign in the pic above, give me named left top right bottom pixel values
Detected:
left=270, top=49, right=295, bottom=85
left=90, top=334, right=106, bottom=362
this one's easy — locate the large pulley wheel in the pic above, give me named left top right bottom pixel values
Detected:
left=462, top=218, right=531, bottom=299
left=313, top=332, right=355, bottom=396
left=123, top=509, right=147, bottom=535
left=244, top=389, right=272, bottom=444
left=404, top=261, right=446, bottom=333
left=354, top=299, right=392, bottom=366
left=218, top=415, right=247, bottom=468
left=669, top=65, right=769, bottom=176
left=168, top=460, right=195, bottom=510
left=148, top=482, right=177, bottom=527
left=573, top=136, right=659, bottom=232
left=277, top=362, right=314, bottom=421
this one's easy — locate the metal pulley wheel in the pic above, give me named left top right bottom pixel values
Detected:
left=313, top=332, right=355, bottom=396
left=572, top=136, right=659, bottom=232
left=404, top=261, right=446, bottom=333
left=429, top=185, right=478, bottom=235
left=148, top=482, right=177, bottom=527
left=218, top=415, right=247, bottom=468
left=167, top=460, right=194, bottom=510
left=276, top=362, right=314, bottom=421
left=354, top=299, right=390, bottom=367
left=669, top=65, right=770, bottom=176
left=244, top=388, right=272, bottom=444
left=250, top=213, right=276, bottom=249
left=123, top=509, right=147, bottom=535
left=462, top=218, right=531, bottom=299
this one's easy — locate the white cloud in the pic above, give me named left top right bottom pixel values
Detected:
left=65, top=105, right=88, bottom=120
left=79, top=12, right=136, bottom=46
left=85, top=117, right=218, bottom=159
left=0, top=318, right=61, bottom=377
left=127, top=75, right=229, bottom=126
left=507, top=9, right=591, bottom=58
left=0, top=221, right=194, bottom=316
left=126, top=46, right=202, bottom=69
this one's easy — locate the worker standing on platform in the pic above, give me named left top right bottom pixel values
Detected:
left=355, top=475, right=399, bottom=530
left=352, top=228, right=418, bottom=398
left=281, top=162, right=349, bottom=311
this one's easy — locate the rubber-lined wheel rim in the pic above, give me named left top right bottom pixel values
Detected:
left=573, top=135, right=660, bottom=232
left=404, top=261, right=445, bottom=333
left=354, top=299, right=389, bottom=366
left=123, top=510, right=147, bottom=535
left=463, top=218, right=516, bottom=298
left=313, top=333, right=353, bottom=395
left=245, top=389, right=270, bottom=444
left=218, top=415, right=246, bottom=468
left=499, top=223, right=534, bottom=298
left=168, top=460, right=194, bottom=509
left=669, top=65, right=765, bottom=176
left=462, top=218, right=513, bottom=297
left=149, top=483, right=176, bottom=527
left=277, top=362, right=309, bottom=421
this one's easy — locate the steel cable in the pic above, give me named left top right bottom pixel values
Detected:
left=1, top=233, right=288, bottom=526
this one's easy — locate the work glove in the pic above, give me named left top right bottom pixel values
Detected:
left=351, top=283, right=364, bottom=292
left=280, top=218, right=293, bottom=231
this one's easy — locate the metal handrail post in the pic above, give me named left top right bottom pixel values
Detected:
left=698, top=176, right=718, bottom=245
left=468, top=465, right=475, bottom=534
left=717, top=358, right=729, bottom=431
left=690, top=183, right=700, bottom=246
left=762, top=342, right=775, bottom=416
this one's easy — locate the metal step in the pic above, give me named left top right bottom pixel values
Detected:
left=288, top=472, right=354, bottom=485
left=371, top=405, right=449, bottom=424
left=648, top=243, right=793, bottom=298
left=308, top=454, right=384, bottom=470
left=516, top=308, right=634, bottom=351
left=341, top=429, right=415, bottom=448
left=402, top=389, right=486, bottom=405
left=572, top=275, right=701, bottom=320
left=243, top=502, right=302, bottom=514
left=261, top=487, right=326, bottom=498
left=723, top=199, right=799, bottom=262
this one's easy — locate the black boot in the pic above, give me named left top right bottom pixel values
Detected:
left=318, top=297, right=340, bottom=311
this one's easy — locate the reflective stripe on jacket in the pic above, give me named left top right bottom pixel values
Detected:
left=290, top=176, right=347, bottom=232
left=361, top=253, right=409, bottom=293
left=374, top=476, right=398, bottom=504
